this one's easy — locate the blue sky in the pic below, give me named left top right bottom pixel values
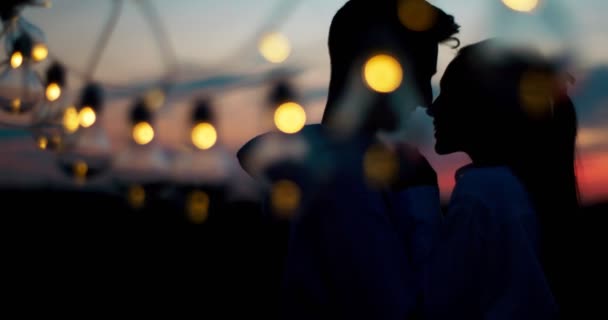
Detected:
left=2, top=0, right=607, bottom=202
left=22, top=0, right=608, bottom=82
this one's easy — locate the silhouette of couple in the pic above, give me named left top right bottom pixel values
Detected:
left=238, top=0, right=579, bottom=319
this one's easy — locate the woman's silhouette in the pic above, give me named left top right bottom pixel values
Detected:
left=238, top=0, right=460, bottom=318
left=425, top=39, right=579, bottom=319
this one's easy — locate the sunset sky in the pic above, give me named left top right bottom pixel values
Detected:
left=1, top=0, right=607, bottom=204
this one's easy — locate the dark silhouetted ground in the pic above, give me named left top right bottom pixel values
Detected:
left=1, top=186, right=604, bottom=317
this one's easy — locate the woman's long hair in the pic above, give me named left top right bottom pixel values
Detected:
left=455, top=40, right=580, bottom=313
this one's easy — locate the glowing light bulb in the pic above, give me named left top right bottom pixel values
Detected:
left=0, top=64, right=44, bottom=116
left=519, top=70, right=553, bottom=117
left=271, top=180, right=301, bottom=218
left=187, top=190, right=210, bottom=224
left=11, top=99, right=21, bottom=113
left=45, top=83, right=61, bottom=102
left=144, top=89, right=165, bottom=111
left=191, top=122, right=218, bottom=150
left=31, top=89, right=73, bottom=152
left=363, top=54, right=403, bottom=93
left=274, top=102, right=307, bottom=134
left=363, top=143, right=399, bottom=187
left=398, top=0, right=437, bottom=32
left=78, top=106, right=96, bottom=128
left=3, top=17, right=47, bottom=58
left=62, top=106, right=79, bottom=133
left=56, top=115, right=112, bottom=182
left=502, top=0, right=539, bottom=13
left=37, top=136, right=48, bottom=150
left=73, top=160, right=88, bottom=179
left=10, top=52, right=23, bottom=69
left=259, top=32, right=291, bottom=64
left=127, top=184, right=146, bottom=209
left=32, top=43, right=48, bottom=62
left=132, top=121, right=154, bottom=145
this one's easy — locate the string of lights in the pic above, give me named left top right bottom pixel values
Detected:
left=82, top=0, right=123, bottom=83
left=0, top=0, right=556, bottom=223
left=0, top=0, right=313, bottom=223
left=0, top=0, right=303, bottom=126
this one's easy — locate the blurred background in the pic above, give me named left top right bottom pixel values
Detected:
left=1, top=0, right=606, bottom=316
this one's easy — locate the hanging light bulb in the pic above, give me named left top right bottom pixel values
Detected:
left=0, top=33, right=44, bottom=121
left=171, top=98, right=235, bottom=222
left=173, top=98, right=230, bottom=185
left=185, top=189, right=211, bottom=224
left=3, top=16, right=48, bottom=63
left=30, top=62, right=70, bottom=151
left=190, top=98, right=217, bottom=150
left=0, top=37, right=44, bottom=125
left=1, top=0, right=51, bottom=23
left=130, top=100, right=155, bottom=146
left=55, top=83, right=112, bottom=184
left=77, top=82, right=103, bottom=121
left=258, top=31, right=291, bottom=64
left=268, top=80, right=306, bottom=134
left=113, top=98, right=171, bottom=209
left=238, top=80, right=312, bottom=187
left=0, top=1, right=27, bottom=23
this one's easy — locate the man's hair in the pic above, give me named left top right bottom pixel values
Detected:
left=322, top=0, right=460, bottom=129
left=328, top=0, right=460, bottom=62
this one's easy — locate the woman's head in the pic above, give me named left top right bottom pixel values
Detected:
left=430, top=39, right=579, bottom=308
left=322, top=0, right=460, bottom=134
left=429, top=40, right=577, bottom=162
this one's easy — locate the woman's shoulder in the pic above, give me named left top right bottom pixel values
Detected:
left=455, top=165, right=524, bottom=192
left=451, top=165, right=533, bottom=218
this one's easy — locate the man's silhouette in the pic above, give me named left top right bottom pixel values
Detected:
left=238, top=0, right=459, bottom=318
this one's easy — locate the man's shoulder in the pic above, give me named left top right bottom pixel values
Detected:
left=236, top=124, right=329, bottom=179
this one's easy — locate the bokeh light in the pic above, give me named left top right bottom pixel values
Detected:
left=32, top=44, right=49, bottom=62
left=519, top=70, right=553, bottom=117
left=62, top=106, right=80, bottom=133
left=10, top=99, right=21, bottom=114
left=398, top=0, right=437, bottom=32
left=363, top=143, right=399, bottom=187
left=132, top=121, right=154, bottom=145
left=271, top=180, right=301, bottom=218
left=187, top=190, right=210, bottom=224
left=10, top=52, right=23, bottom=69
left=37, top=136, right=48, bottom=150
left=363, top=54, right=403, bottom=93
left=191, top=122, right=217, bottom=150
left=127, top=184, right=146, bottom=209
left=502, top=0, right=540, bottom=13
left=36, top=134, right=63, bottom=151
left=78, top=106, right=96, bottom=128
left=144, top=88, right=166, bottom=111
left=274, top=102, right=306, bottom=134
left=73, top=160, right=88, bottom=183
left=258, top=32, right=291, bottom=64
left=45, top=83, right=61, bottom=102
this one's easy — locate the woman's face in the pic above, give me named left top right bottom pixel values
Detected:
left=426, top=58, right=474, bottom=155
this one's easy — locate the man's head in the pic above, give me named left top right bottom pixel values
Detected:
left=322, top=0, right=460, bottom=134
